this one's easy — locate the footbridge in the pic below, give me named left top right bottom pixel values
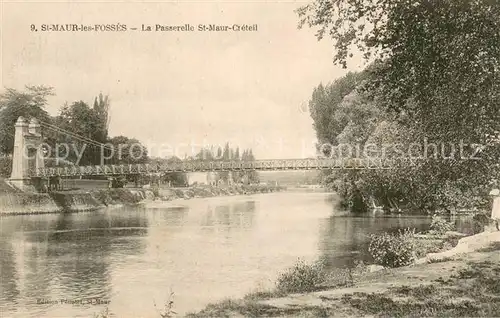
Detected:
left=7, top=116, right=402, bottom=190
left=33, top=157, right=395, bottom=178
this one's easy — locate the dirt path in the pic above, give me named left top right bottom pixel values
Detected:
left=187, top=233, right=500, bottom=317
left=256, top=233, right=500, bottom=316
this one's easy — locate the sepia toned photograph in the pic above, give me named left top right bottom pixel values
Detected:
left=0, top=0, right=499, bottom=317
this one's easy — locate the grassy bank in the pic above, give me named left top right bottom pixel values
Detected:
left=186, top=231, right=500, bottom=317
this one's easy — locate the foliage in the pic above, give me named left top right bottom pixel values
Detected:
left=0, top=86, right=154, bottom=181
left=299, top=1, right=500, bottom=214
left=92, top=93, right=111, bottom=143
left=239, top=148, right=259, bottom=184
left=194, top=143, right=259, bottom=184
left=368, top=228, right=419, bottom=268
left=323, top=260, right=368, bottom=288
left=297, top=0, right=500, bottom=112
left=189, top=258, right=500, bottom=318
left=342, top=261, right=500, bottom=317
left=92, top=307, right=110, bottom=318
left=0, top=86, right=54, bottom=155
left=335, top=91, right=381, bottom=147
left=107, top=135, right=149, bottom=165
left=306, top=69, right=495, bottom=213
left=154, top=291, right=176, bottom=318
left=52, top=100, right=104, bottom=165
left=42, top=94, right=111, bottom=166
left=429, top=215, right=455, bottom=235
left=275, top=259, right=328, bottom=294
left=150, top=156, right=188, bottom=187
left=0, top=156, right=12, bottom=178
left=472, top=213, right=498, bottom=234
left=308, top=72, right=368, bottom=146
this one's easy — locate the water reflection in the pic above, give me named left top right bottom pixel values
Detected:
left=0, top=209, right=149, bottom=317
left=202, top=201, right=256, bottom=228
left=318, top=215, right=433, bottom=268
left=1, top=194, right=468, bottom=317
left=0, top=240, right=20, bottom=303
left=161, top=206, right=188, bottom=226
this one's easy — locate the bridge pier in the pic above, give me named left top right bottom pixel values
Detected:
left=207, top=171, right=217, bottom=186
left=9, top=117, right=44, bottom=192
left=227, top=171, right=234, bottom=186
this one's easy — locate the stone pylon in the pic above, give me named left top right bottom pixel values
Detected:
left=9, top=117, right=44, bottom=191
left=489, top=188, right=500, bottom=220
left=28, top=118, right=44, bottom=173
left=207, top=171, right=216, bottom=186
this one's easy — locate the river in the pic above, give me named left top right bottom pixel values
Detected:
left=0, top=192, right=462, bottom=317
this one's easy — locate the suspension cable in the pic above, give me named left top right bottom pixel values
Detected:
left=39, top=121, right=115, bottom=152
left=39, top=120, right=108, bottom=146
left=41, top=125, right=114, bottom=151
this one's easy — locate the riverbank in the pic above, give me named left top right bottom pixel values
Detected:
left=186, top=231, right=500, bottom=317
left=155, top=183, right=286, bottom=202
left=0, top=184, right=154, bottom=215
left=0, top=179, right=285, bottom=214
left=285, top=186, right=327, bottom=193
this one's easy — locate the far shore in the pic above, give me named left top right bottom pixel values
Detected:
left=146, top=187, right=332, bottom=207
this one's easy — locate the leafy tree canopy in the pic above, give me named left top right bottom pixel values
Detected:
left=0, top=85, right=54, bottom=154
left=108, top=135, right=149, bottom=165
left=298, top=0, right=500, bottom=142
left=300, top=0, right=500, bottom=212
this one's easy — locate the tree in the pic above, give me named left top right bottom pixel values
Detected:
left=308, top=72, right=367, bottom=146
left=0, top=156, right=12, bottom=178
left=54, top=101, right=102, bottom=165
left=299, top=0, right=500, bottom=212
left=0, top=86, right=54, bottom=155
left=298, top=0, right=500, bottom=140
left=311, top=81, right=387, bottom=209
left=241, top=148, right=259, bottom=184
left=92, top=93, right=110, bottom=143
left=108, top=136, right=149, bottom=165
left=335, top=90, right=381, bottom=147
left=150, top=156, right=188, bottom=186
left=51, top=95, right=112, bottom=166
left=192, top=143, right=260, bottom=184
left=222, top=142, right=231, bottom=160
left=195, top=147, right=215, bottom=161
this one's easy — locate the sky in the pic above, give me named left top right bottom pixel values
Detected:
left=1, top=0, right=366, bottom=159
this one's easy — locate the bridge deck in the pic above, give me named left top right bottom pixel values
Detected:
left=31, top=158, right=409, bottom=177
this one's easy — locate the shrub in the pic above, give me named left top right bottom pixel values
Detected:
left=430, top=214, right=454, bottom=235
left=150, top=186, right=160, bottom=198
left=275, top=259, right=327, bottom=294
left=93, top=307, right=110, bottom=318
left=368, top=228, right=418, bottom=268
left=326, top=260, right=368, bottom=288
left=0, top=156, right=12, bottom=178
left=154, top=291, right=176, bottom=318
left=472, top=213, right=496, bottom=234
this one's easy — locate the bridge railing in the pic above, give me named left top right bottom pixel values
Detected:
left=31, top=157, right=405, bottom=177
